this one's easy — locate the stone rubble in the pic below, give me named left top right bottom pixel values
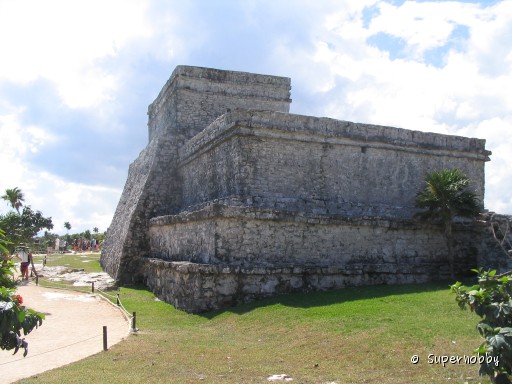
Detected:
left=33, top=264, right=115, bottom=291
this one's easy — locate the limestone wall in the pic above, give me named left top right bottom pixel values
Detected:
left=143, top=260, right=444, bottom=313
left=178, top=110, right=488, bottom=218
left=148, top=66, right=291, bottom=142
left=100, top=137, right=181, bottom=282
left=475, top=213, right=512, bottom=272
left=181, top=136, right=244, bottom=208
left=149, top=204, right=477, bottom=268
left=146, top=204, right=481, bottom=312
left=102, top=67, right=293, bottom=283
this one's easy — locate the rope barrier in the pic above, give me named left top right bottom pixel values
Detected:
left=0, top=318, right=132, bottom=367
left=95, top=288, right=119, bottom=300
left=23, top=266, right=137, bottom=318
left=0, top=333, right=104, bottom=366
left=96, top=289, right=133, bottom=321
left=27, top=275, right=134, bottom=318
left=94, top=288, right=135, bottom=330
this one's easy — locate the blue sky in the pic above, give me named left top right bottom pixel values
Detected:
left=1, top=0, right=511, bottom=234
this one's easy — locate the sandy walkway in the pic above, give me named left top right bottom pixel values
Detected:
left=0, top=283, right=130, bottom=383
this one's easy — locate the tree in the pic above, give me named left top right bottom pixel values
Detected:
left=93, top=227, right=98, bottom=234
left=2, top=187, right=24, bottom=213
left=415, top=168, right=481, bottom=278
left=64, top=222, right=71, bottom=232
left=0, top=206, right=53, bottom=251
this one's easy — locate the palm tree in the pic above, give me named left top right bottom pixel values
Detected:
left=2, top=187, right=24, bottom=213
left=415, top=169, right=482, bottom=278
left=93, top=227, right=98, bottom=234
left=64, top=222, right=71, bottom=232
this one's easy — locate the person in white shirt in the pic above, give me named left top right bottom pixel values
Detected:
left=16, top=244, right=36, bottom=281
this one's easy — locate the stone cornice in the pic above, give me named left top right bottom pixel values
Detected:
left=178, top=109, right=491, bottom=165
left=150, top=202, right=428, bottom=229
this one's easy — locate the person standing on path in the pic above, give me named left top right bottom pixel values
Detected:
left=16, top=244, right=37, bottom=281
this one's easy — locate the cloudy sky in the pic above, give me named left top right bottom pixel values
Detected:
left=0, top=0, right=510, bottom=235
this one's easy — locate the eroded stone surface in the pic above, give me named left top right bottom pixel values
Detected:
left=35, top=264, right=115, bottom=291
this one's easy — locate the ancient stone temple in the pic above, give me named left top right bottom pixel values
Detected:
left=101, top=65, right=496, bottom=313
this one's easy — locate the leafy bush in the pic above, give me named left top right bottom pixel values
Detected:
left=0, top=286, right=44, bottom=356
left=451, top=269, right=512, bottom=383
left=0, top=228, right=16, bottom=289
left=0, top=226, right=45, bottom=356
left=0, top=258, right=16, bottom=289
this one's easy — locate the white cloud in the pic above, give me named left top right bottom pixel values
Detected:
left=0, top=0, right=152, bottom=108
left=368, top=1, right=480, bottom=58
left=29, top=172, right=121, bottom=235
left=275, top=1, right=512, bottom=214
left=0, top=108, right=30, bottom=193
left=456, top=117, right=512, bottom=213
left=0, top=104, right=56, bottom=179
left=0, top=106, right=118, bottom=234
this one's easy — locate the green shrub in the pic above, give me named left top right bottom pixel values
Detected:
left=0, top=286, right=45, bottom=356
left=0, top=227, right=45, bottom=356
left=451, top=269, right=512, bottom=383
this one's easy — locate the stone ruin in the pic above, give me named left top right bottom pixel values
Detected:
left=101, top=65, right=504, bottom=313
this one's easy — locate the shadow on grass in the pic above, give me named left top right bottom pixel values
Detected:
left=120, top=277, right=479, bottom=320
left=201, top=277, right=478, bottom=319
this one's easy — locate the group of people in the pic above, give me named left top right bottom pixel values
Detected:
left=41, top=237, right=103, bottom=254
left=69, top=237, right=102, bottom=253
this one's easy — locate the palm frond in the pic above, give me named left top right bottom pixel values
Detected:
left=415, top=169, right=481, bottom=219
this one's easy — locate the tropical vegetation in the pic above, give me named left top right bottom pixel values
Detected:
left=452, top=269, right=512, bottom=383
left=415, top=168, right=482, bottom=277
left=1, top=187, right=24, bottom=213
left=0, top=229, right=44, bottom=356
left=0, top=188, right=46, bottom=355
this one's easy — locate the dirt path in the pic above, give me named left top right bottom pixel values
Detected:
left=0, top=283, right=130, bottom=383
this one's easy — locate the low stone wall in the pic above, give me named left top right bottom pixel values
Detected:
left=149, top=204, right=477, bottom=267
left=145, top=204, right=480, bottom=312
left=143, top=258, right=465, bottom=313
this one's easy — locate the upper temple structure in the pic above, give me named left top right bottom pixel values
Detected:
left=101, top=65, right=502, bottom=313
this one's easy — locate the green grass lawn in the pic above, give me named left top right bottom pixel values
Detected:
left=17, top=256, right=489, bottom=383
left=32, top=252, right=103, bottom=273
left=29, top=252, right=103, bottom=292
